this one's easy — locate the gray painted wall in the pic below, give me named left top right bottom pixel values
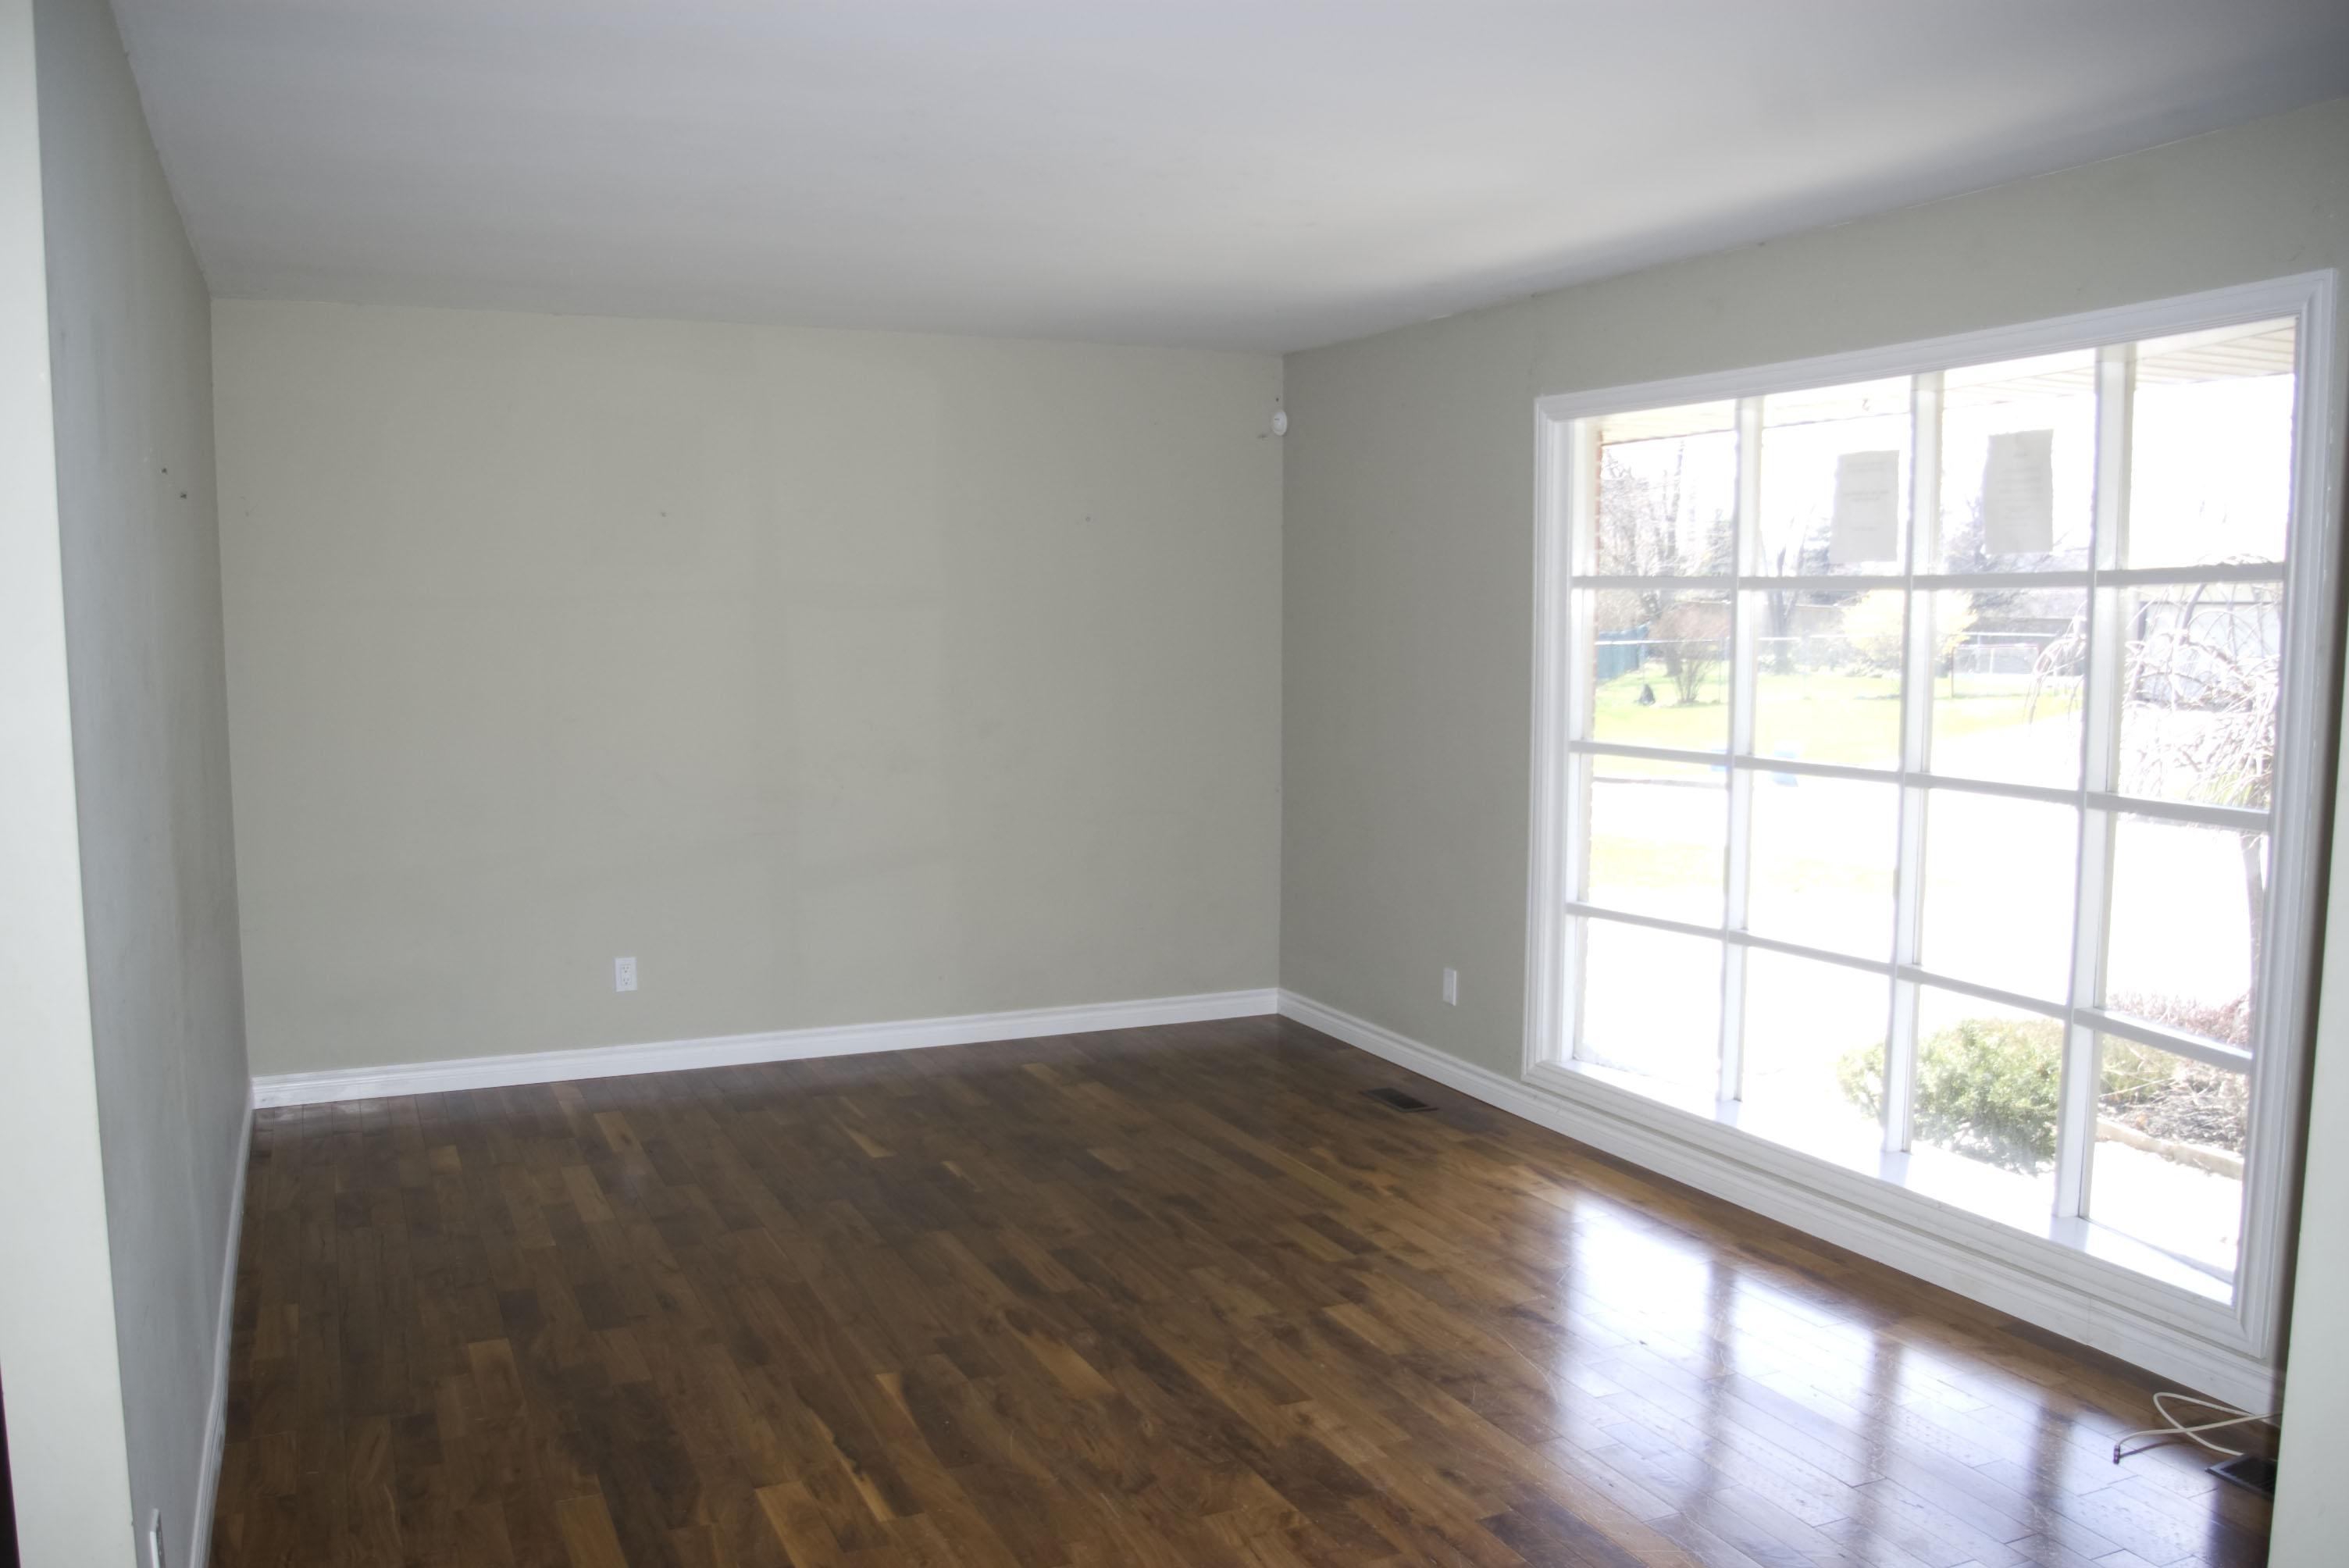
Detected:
left=1278, top=99, right=2349, bottom=1563
left=0, top=0, right=138, bottom=1559
left=29, top=0, right=247, bottom=1563
left=214, top=301, right=1281, bottom=1078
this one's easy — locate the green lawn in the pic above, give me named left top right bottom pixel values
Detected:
left=1589, top=839, right=1722, bottom=898
left=1592, top=667, right=2067, bottom=765
left=1592, top=825, right=1896, bottom=898
left=1585, top=661, right=2078, bottom=896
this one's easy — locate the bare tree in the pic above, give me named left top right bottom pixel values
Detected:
left=1597, top=440, right=1732, bottom=705
left=2119, top=583, right=2279, bottom=1015
left=1596, top=444, right=1694, bottom=586
left=1845, top=589, right=1973, bottom=676
left=2034, top=582, right=2275, bottom=1030
left=1652, top=600, right=1727, bottom=707
left=1760, top=547, right=1800, bottom=673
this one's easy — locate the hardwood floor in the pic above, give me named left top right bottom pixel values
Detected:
left=207, top=1015, right=2272, bottom=1568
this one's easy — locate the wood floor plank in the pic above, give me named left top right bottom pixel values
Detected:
left=208, top=1017, right=2271, bottom=1567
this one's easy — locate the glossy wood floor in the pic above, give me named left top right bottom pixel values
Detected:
left=208, top=1016, right=2271, bottom=1568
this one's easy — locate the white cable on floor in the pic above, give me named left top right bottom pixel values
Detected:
left=2110, top=1391, right=2276, bottom=1463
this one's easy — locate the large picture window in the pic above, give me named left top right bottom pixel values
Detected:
left=1527, top=276, right=2337, bottom=1382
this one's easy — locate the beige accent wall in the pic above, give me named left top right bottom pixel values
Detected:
left=215, top=301, right=1281, bottom=1078
left=1278, top=99, right=2348, bottom=1561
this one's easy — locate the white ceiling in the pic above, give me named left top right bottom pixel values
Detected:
left=112, top=1, right=2349, bottom=353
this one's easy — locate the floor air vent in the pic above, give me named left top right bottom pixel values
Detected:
left=1363, top=1086, right=1435, bottom=1114
left=2208, top=1455, right=2276, bottom=1499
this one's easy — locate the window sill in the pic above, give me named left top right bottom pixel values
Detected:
left=1277, top=989, right=2275, bottom=1405
left=1547, top=1055, right=2233, bottom=1303
left=1517, top=1053, right=2267, bottom=1406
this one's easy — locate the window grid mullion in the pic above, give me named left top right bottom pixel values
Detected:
left=1568, top=561, right=2286, bottom=593
left=1569, top=742, right=2269, bottom=831
left=1560, top=419, right=1599, bottom=1066
left=1718, top=397, right=1765, bottom=1102
left=1567, top=895, right=2263, bottom=1067
left=1883, top=372, right=1941, bottom=1154
left=2056, top=344, right=2136, bottom=1220
left=2060, top=808, right=2117, bottom=1217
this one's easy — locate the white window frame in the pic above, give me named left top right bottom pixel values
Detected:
left=1525, top=273, right=2339, bottom=1409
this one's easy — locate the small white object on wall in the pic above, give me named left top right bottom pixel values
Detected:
left=1271, top=408, right=1289, bottom=436
left=614, top=956, right=637, bottom=992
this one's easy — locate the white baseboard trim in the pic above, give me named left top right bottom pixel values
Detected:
left=250, top=988, right=1281, bottom=1108
left=243, top=982, right=2272, bottom=1403
left=190, top=1085, right=254, bottom=1568
left=1275, top=988, right=2279, bottom=1412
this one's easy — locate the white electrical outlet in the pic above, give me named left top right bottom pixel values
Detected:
left=615, top=956, right=637, bottom=992
left=1442, top=967, right=1458, bottom=1006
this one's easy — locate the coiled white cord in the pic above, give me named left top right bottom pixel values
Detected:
left=2111, top=1391, right=2276, bottom=1463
